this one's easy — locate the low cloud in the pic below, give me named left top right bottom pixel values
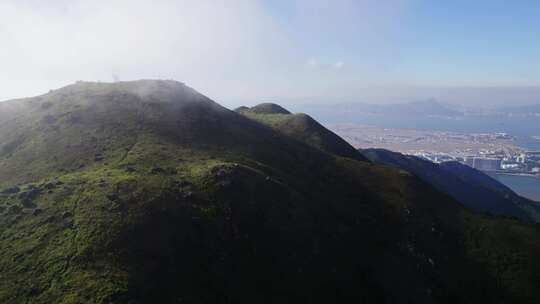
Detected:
left=0, top=0, right=416, bottom=103
left=2, top=0, right=535, bottom=108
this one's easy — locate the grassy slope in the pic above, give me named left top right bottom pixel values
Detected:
left=237, top=106, right=368, bottom=162
left=0, top=82, right=538, bottom=303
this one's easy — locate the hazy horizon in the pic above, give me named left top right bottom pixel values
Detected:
left=1, top=0, right=540, bottom=107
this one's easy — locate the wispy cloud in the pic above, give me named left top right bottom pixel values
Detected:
left=0, top=0, right=416, bottom=103
left=305, top=58, right=345, bottom=70
left=2, top=0, right=535, bottom=107
left=0, top=0, right=296, bottom=100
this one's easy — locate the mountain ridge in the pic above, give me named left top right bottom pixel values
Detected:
left=0, top=80, right=538, bottom=303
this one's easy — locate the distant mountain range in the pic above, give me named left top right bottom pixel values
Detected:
left=288, top=99, right=463, bottom=122
left=286, top=100, right=540, bottom=139
left=288, top=99, right=540, bottom=122
left=357, top=100, right=464, bottom=117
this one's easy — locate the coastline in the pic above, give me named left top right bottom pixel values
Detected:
left=491, top=171, right=539, bottom=178
left=487, top=172, right=540, bottom=202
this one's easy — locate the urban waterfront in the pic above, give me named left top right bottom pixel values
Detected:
left=330, top=123, right=540, bottom=202
left=489, top=173, right=540, bottom=202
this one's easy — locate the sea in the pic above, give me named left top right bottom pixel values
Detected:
left=501, top=138, right=540, bottom=202
left=489, top=173, right=540, bottom=202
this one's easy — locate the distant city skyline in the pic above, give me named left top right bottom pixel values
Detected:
left=1, top=0, right=539, bottom=106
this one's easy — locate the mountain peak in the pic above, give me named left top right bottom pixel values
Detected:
left=43, top=79, right=203, bottom=102
left=247, top=103, right=292, bottom=114
left=237, top=106, right=368, bottom=162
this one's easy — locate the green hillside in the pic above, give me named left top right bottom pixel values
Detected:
left=236, top=104, right=368, bottom=161
left=0, top=81, right=538, bottom=303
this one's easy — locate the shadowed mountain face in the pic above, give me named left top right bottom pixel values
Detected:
left=1, top=81, right=539, bottom=304
left=361, top=148, right=540, bottom=222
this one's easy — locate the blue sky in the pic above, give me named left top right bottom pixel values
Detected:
left=263, top=0, right=540, bottom=86
left=397, top=1, right=540, bottom=86
left=0, top=0, right=539, bottom=106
